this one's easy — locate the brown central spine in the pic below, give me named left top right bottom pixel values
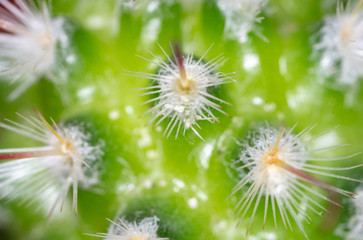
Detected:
left=174, top=43, right=189, bottom=90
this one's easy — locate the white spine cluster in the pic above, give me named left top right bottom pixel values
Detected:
left=0, top=0, right=68, bottom=100
left=217, top=0, right=268, bottom=43
left=131, top=44, right=233, bottom=140
left=89, top=216, right=167, bottom=240
left=121, top=0, right=152, bottom=10
left=336, top=187, right=363, bottom=240
left=233, top=124, right=361, bottom=238
left=0, top=111, right=102, bottom=217
left=315, top=0, right=363, bottom=85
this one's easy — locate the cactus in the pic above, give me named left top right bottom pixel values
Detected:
left=0, top=0, right=363, bottom=239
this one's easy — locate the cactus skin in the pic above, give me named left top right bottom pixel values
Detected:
left=0, top=0, right=363, bottom=240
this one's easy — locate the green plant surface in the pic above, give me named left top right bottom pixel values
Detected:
left=0, top=0, right=362, bottom=240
